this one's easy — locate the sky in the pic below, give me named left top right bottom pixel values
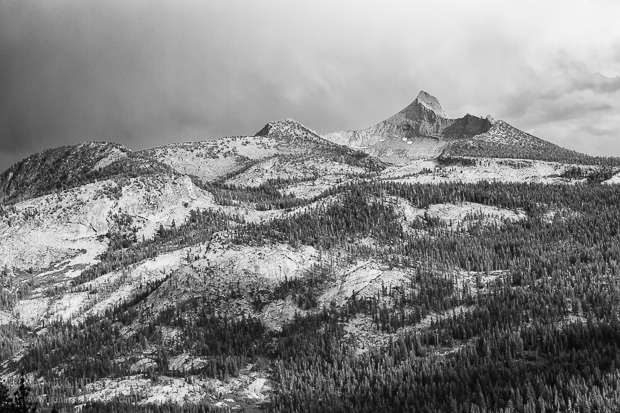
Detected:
left=1, top=0, right=620, bottom=171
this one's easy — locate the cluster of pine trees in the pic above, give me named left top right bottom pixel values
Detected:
left=72, top=208, right=241, bottom=286
left=0, top=375, right=38, bottom=412
left=204, top=180, right=307, bottom=211
left=6, top=178, right=620, bottom=412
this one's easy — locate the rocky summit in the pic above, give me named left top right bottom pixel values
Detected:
left=1, top=91, right=620, bottom=412
left=322, top=91, right=490, bottom=163
left=322, top=91, right=593, bottom=165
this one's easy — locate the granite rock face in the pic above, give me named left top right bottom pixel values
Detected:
left=323, top=91, right=492, bottom=164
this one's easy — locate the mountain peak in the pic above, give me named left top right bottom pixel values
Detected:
left=255, top=118, right=320, bottom=139
left=413, top=90, right=447, bottom=118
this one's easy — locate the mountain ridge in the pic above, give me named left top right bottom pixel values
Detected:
left=0, top=142, right=175, bottom=204
left=322, top=90, right=613, bottom=166
left=2, top=91, right=620, bottom=411
left=322, top=91, right=494, bottom=164
left=2, top=91, right=617, bottom=190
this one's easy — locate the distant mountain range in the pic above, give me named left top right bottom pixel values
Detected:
left=1, top=91, right=615, bottom=204
left=1, top=91, right=620, bottom=411
left=323, top=91, right=600, bottom=165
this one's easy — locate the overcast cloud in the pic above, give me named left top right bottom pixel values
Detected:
left=1, top=0, right=619, bottom=171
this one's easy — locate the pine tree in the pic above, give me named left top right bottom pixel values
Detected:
left=0, top=381, right=12, bottom=413
left=10, top=374, right=37, bottom=413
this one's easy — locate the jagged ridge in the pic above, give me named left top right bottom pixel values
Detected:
left=322, top=91, right=492, bottom=164
left=441, top=120, right=615, bottom=164
left=140, top=119, right=386, bottom=185
left=322, top=90, right=617, bottom=166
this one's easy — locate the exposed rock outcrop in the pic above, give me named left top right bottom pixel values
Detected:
left=323, top=91, right=492, bottom=164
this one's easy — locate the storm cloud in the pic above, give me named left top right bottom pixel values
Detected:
left=1, top=0, right=619, bottom=171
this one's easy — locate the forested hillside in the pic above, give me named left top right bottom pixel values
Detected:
left=2, top=176, right=620, bottom=412
left=2, top=98, right=620, bottom=411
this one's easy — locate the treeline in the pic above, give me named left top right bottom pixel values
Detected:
left=233, top=187, right=404, bottom=249
left=204, top=180, right=307, bottom=211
